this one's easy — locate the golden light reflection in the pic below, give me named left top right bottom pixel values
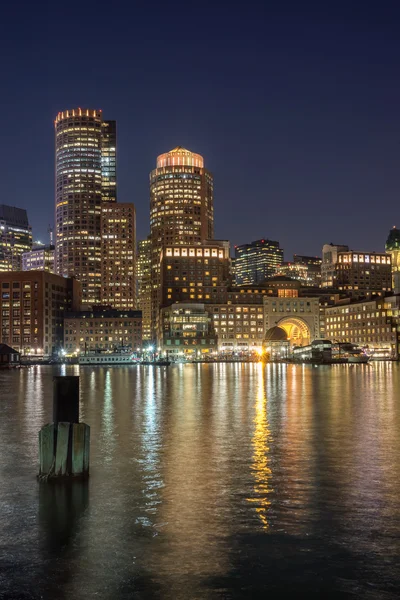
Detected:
left=247, top=366, right=273, bottom=529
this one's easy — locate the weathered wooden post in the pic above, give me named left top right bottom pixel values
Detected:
left=38, top=376, right=90, bottom=481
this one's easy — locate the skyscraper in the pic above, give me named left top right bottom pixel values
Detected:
left=149, top=146, right=214, bottom=339
left=0, top=205, right=32, bottom=271
left=233, top=239, right=283, bottom=285
left=101, top=202, right=136, bottom=309
left=137, top=236, right=152, bottom=341
left=55, top=108, right=117, bottom=305
left=321, top=243, right=349, bottom=287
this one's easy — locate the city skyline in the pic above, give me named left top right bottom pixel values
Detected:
left=2, top=3, right=400, bottom=258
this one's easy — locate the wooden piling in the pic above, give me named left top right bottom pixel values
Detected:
left=38, top=376, right=90, bottom=481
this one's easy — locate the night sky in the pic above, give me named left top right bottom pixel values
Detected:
left=2, top=1, right=400, bottom=258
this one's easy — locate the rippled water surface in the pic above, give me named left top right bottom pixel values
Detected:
left=0, top=363, right=400, bottom=599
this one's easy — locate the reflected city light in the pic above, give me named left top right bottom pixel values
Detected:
left=247, top=366, right=273, bottom=529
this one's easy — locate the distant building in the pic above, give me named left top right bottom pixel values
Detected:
left=0, top=271, right=81, bottom=356
left=159, top=303, right=217, bottom=357
left=321, top=243, right=349, bottom=287
left=22, top=245, right=55, bottom=273
left=386, top=226, right=400, bottom=294
left=233, top=239, right=283, bottom=286
left=336, top=251, right=391, bottom=295
left=160, top=240, right=231, bottom=307
left=101, top=202, right=136, bottom=309
left=293, top=254, right=322, bottom=287
left=64, top=308, right=142, bottom=353
left=325, top=295, right=400, bottom=359
left=0, top=205, right=32, bottom=271
left=137, top=237, right=152, bottom=341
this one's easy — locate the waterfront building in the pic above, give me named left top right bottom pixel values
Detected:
left=0, top=205, right=32, bottom=271
left=159, top=303, right=217, bottom=357
left=22, top=245, right=55, bottom=273
left=321, top=243, right=349, bottom=287
left=263, top=326, right=290, bottom=360
left=263, top=294, right=320, bottom=347
left=209, top=303, right=265, bottom=353
left=55, top=108, right=117, bottom=305
left=150, top=146, right=214, bottom=339
left=101, top=202, right=136, bottom=309
left=137, top=236, right=152, bottom=341
left=63, top=307, right=142, bottom=353
left=233, top=239, right=283, bottom=285
left=386, top=226, right=400, bottom=294
left=335, top=251, right=391, bottom=295
left=0, top=271, right=81, bottom=356
left=325, top=295, right=400, bottom=359
left=160, top=240, right=231, bottom=307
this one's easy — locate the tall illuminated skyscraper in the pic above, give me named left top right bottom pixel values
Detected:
left=386, top=226, right=400, bottom=294
left=55, top=109, right=118, bottom=305
left=137, top=236, right=152, bottom=340
left=149, top=146, right=214, bottom=338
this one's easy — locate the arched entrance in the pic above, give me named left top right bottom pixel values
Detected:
left=276, top=317, right=311, bottom=347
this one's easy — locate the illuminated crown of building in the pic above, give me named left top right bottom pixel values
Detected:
left=156, top=146, right=204, bottom=169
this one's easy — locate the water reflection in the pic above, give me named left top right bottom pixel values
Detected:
left=247, top=365, right=272, bottom=529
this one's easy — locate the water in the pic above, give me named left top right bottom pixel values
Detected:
left=0, top=363, right=399, bottom=599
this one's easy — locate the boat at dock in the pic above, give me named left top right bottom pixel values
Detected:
left=293, top=339, right=370, bottom=365
left=79, top=351, right=138, bottom=365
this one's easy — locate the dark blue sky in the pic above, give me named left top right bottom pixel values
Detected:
left=2, top=1, right=400, bottom=258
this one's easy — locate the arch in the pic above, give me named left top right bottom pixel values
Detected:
left=276, top=317, right=311, bottom=347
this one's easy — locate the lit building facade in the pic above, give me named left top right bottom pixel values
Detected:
left=160, top=241, right=231, bottom=307
left=101, top=202, right=136, bottom=309
left=293, top=254, right=322, bottom=287
left=55, top=108, right=117, bottom=305
left=149, top=146, right=214, bottom=339
left=209, top=303, right=265, bottom=353
left=0, top=205, right=32, bottom=271
left=0, top=271, right=81, bottom=356
left=386, top=226, right=400, bottom=294
left=22, top=245, right=55, bottom=273
left=321, top=243, right=349, bottom=287
left=263, top=294, right=320, bottom=347
left=336, top=251, right=391, bottom=295
left=325, top=296, right=400, bottom=359
left=233, top=239, right=283, bottom=286
left=160, top=303, right=217, bottom=356
left=101, top=120, right=117, bottom=203
left=64, top=308, right=142, bottom=353
left=137, top=236, right=152, bottom=341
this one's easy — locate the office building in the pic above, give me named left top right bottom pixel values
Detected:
left=160, top=240, right=231, bottom=307
left=233, top=239, right=283, bottom=286
left=101, top=202, right=136, bottom=309
left=336, top=251, right=391, bottom=295
left=159, top=303, right=217, bottom=356
left=101, top=120, right=117, bottom=203
left=55, top=108, right=117, bottom=305
left=64, top=308, right=142, bottom=353
left=321, top=243, right=349, bottom=287
left=325, top=296, right=400, bottom=359
left=293, top=254, right=322, bottom=287
left=137, top=236, right=152, bottom=340
left=22, top=244, right=55, bottom=273
left=0, top=205, right=32, bottom=271
left=209, top=303, right=265, bottom=353
left=0, top=271, right=81, bottom=356
left=386, top=226, right=400, bottom=294
left=149, top=146, right=214, bottom=338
